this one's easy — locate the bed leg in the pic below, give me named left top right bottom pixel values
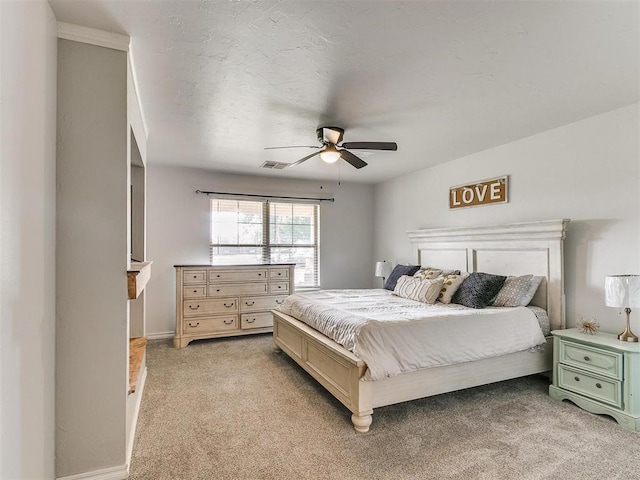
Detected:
left=273, top=345, right=282, bottom=353
left=351, top=413, right=373, bottom=433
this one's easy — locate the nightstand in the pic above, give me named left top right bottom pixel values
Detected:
left=549, top=328, right=640, bottom=431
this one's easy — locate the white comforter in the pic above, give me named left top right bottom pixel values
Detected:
left=276, top=289, right=547, bottom=381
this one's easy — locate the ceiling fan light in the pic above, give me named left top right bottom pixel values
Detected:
left=320, top=146, right=341, bottom=164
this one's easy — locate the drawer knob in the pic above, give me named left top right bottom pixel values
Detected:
left=189, top=322, right=200, bottom=327
left=189, top=305, right=200, bottom=310
left=245, top=301, right=255, bottom=306
left=224, top=302, right=234, bottom=308
left=216, top=289, right=221, bottom=292
left=584, top=356, right=590, bottom=361
left=217, top=274, right=221, bottom=278
left=258, top=273, right=263, bottom=276
left=193, top=290, right=197, bottom=293
left=596, top=383, right=602, bottom=389
left=223, top=319, right=234, bottom=325
left=574, top=376, right=580, bottom=382
left=246, top=318, right=256, bottom=323
left=192, top=275, right=197, bottom=279
left=277, top=272, right=282, bottom=276
left=276, top=300, right=284, bottom=305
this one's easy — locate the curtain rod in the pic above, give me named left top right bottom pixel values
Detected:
left=195, top=190, right=335, bottom=202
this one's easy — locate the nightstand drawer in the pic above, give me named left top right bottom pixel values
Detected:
left=560, top=340, right=622, bottom=379
left=558, top=365, right=622, bottom=408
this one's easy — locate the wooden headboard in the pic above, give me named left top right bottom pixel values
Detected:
left=407, top=219, right=570, bottom=331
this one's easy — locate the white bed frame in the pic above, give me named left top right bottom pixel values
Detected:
left=272, top=219, right=570, bottom=432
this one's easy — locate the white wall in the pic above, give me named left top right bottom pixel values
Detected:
left=146, top=166, right=374, bottom=336
left=0, top=1, right=57, bottom=478
left=375, top=103, right=640, bottom=334
left=56, top=39, right=129, bottom=477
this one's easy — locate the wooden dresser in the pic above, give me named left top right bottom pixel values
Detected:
left=174, top=264, right=295, bottom=348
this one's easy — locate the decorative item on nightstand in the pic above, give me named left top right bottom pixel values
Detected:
left=576, top=316, right=600, bottom=335
left=605, top=275, right=640, bottom=343
left=374, top=261, right=392, bottom=287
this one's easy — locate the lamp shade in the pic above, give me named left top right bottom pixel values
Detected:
left=605, top=275, right=640, bottom=308
left=375, top=261, right=391, bottom=278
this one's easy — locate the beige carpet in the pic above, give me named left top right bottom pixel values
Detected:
left=130, top=335, right=639, bottom=480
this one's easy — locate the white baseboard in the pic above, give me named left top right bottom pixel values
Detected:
left=146, top=331, right=174, bottom=340
left=127, top=366, right=147, bottom=465
left=56, top=464, right=128, bottom=480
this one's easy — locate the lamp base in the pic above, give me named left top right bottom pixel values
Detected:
left=618, top=308, right=638, bottom=342
left=618, top=328, right=638, bottom=342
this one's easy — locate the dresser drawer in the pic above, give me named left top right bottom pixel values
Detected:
left=183, top=298, right=237, bottom=316
left=183, top=315, right=238, bottom=334
left=183, top=270, right=207, bottom=284
left=183, top=285, right=206, bottom=298
left=209, top=269, right=268, bottom=283
left=558, top=364, right=622, bottom=408
left=241, top=312, right=273, bottom=330
left=270, top=268, right=289, bottom=280
left=208, top=283, right=268, bottom=296
left=269, top=282, right=289, bottom=294
left=240, top=295, right=288, bottom=312
left=560, top=340, right=623, bottom=379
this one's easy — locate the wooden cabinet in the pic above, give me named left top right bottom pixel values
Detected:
left=549, top=328, right=640, bottom=431
left=174, top=264, right=295, bottom=348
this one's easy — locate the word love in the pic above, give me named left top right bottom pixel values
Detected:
left=449, top=176, right=508, bottom=209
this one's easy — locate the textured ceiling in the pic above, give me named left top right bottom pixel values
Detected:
left=49, top=0, right=640, bottom=184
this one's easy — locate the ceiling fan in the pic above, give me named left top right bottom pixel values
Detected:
left=264, top=126, right=398, bottom=169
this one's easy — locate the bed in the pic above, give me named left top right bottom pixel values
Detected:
left=272, top=219, right=569, bottom=432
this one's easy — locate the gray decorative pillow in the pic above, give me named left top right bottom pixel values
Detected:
left=451, top=272, right=507, bottom=309
left=493, top=275, right=543, bottom=307
left=384, top=264, right=421, bottom=290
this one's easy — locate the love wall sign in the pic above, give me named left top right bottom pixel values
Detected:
left=449, top=176, right=508, bottom=209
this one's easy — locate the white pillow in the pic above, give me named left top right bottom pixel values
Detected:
left=437, top=272, right=470, bottom=304
left=394, top=275, right=444, bottom=304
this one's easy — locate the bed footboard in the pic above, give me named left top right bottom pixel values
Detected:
left=272, top=310, right=373, bottom=432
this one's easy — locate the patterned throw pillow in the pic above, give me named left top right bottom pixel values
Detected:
left=437, top=272, right=470, bottom=304
left=451, top=272, right=507, bottom=309
left=414, top=267, right=461, bottom=280
left=394, top=275, right=444, bottom=304
left=413, top=267, right=443, bottom=280
left=384, top=264, right=421, bottom=290
left=493, top=275, right=543, bottom=307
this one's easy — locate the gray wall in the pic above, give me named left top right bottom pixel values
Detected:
left=56, top=40, right=129, bottom=476
left=374, top=103, right=640, bottom=334
left=0, top=1, right=57, bottom=478
left=145, top=166, right=375, bottom=336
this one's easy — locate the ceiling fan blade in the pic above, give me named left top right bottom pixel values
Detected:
left=341, top=141, right=397, bottom=151
left=340, top=149, right=368, bottom=169
left=285, top=150, right=321, bottom=168
left=264, top=145, right=319, bottom=150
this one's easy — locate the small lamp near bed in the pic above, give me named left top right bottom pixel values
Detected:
left=605, top=275, right=640, bottom=342
left=374, top=261, right=392, bottom=286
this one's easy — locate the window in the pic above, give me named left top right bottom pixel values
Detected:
left=210, top=198, right=319, bottom=288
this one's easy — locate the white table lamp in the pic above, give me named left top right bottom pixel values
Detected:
left=605, top=275, right=640, bottom=342
left=374, top=261, right=391, bottom=285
